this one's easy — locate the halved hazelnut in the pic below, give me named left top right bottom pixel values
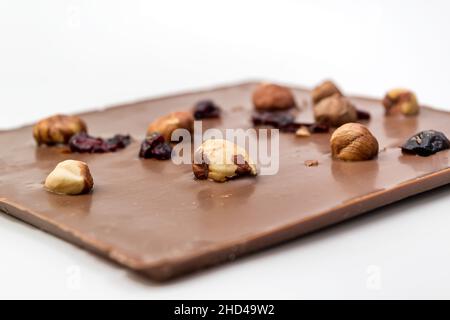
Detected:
left=311, top=80, right=342, bottom=104
left=330, top=123, right=379, bottom=161
left=44, top=160, right=94, bottom=195
left=382, top=88, right=419, bottom=116
left=193, top=139, right=257, bottom=182
left=146, top=111, right=194, bottom=142
left=314, top=94, right=357, bottom=127
left=252, top=83, right=296, bottom=111
left=33, top=114, right=87, bottom=145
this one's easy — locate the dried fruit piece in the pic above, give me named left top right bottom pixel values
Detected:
left=356, top=109, right=371, bottom=120
left=33, top=114, right=87, bottom=145
left=401, top=130, right=450, bottom=156
left=193, top=139, right=257, bottom=182
left=252, top=83, right=296, bottom=111
left=311, top=80, right=342, bottom=104
left=139, top=132, right=173, bottom=160
left=382, top=88, right=419, bottom=116
left=69, top=133, right=131, bottom=153
left=330, top=123, right=379, bottom=161
left=193, top=100, right=221, bottom=119
left=251, top=111, right=329, bottom=133
left=44, top=160, right=93, bottom=195
left=314, top=94, right=358, bottom=127
left=146, top=111, right=194, bottom=142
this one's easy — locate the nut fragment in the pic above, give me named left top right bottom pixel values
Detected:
left=330, top=123, right=379, bottom=161
left=314, top=94, right=358, bottom=127
left=44, top=160, right=93, bottom=195
left=193, top=139, right=257, bottom=182
left=33, top=114, right=87, bottom=145
left=382, top=88, right=419, bottom=116
left=304, top=160, right=319, bottom=167
left=311, top=80, right=342, bottom=104
left=252, top=83, right=296, bottom=111
left=295, top=126, right=311, bottom=137
left=146, top=111, right=194, bottom=142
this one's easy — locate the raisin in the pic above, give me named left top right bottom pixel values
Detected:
left=356, top=109, right=371, bottom=120
left=69, top=133, right=131, bottom=153
left=193, top=100, right=221, bottom=119
left=139, top=132, right=173, bottom=160
left=401, top=130, right=450, bottom=156
left=252, top=111, right=329, bottom=133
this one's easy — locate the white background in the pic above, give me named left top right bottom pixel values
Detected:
left=1, top=0, right=450, bottom=299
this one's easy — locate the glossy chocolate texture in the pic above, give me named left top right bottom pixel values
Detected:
left=1, top=82, right=450, bottom=280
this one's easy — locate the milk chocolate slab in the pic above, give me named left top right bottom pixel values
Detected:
left=1, top=82, right=450, bottom=280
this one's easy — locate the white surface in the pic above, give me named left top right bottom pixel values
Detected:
left=1, top=0, right=450, bottom=299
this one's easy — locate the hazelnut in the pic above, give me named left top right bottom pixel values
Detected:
left=146, top=111, right=194, bottom=142
left=330, top=123, right=379, bottom=161
left=33, top=114, right=87, bottom=145
left=44, top=160, right=94, bottom=195
left=252, top=83, right=296, bottom=111
left=192, top=139, right=257, bottom=182
left=314, top=94, right=358, bottom=127
left=311, top=80, right=342, bottom=104
left=382, top=88, right=419, bottom=116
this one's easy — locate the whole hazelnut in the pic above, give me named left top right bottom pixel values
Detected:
left=33, top=114, right=87, bottom=145
left=44, top=160, right=94, bottom=195
left=314, top=94, right=358, bottom=127
left=311, top=80, right=342, bottom=104
left=330, top=123, right=379, bottom=161
left=146, top=111, right=194, bottom=142
left=382, top=88, right=419, bottom=116
left=192, top=139, right=257, bottom=182
left=252, top=83, right=296, bottom=111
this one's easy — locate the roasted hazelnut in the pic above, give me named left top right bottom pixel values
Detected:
left=382, top=88, right=419, bottom=116
left=330, top=123, right=379, bottom=161
left=252, top=83, right=296, bottom=111
left=192, top=139, right=257, bottom=182
left=33, top=114, right=87, bottom=145
left=314, top=94, right=358, bottom=127
left=311, top=80, right=342, bottom=104
left=44, top=160, right=94, bottom=195
left=146, top=111, right=194, bottom=142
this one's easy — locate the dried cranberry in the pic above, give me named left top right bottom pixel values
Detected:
left=139, top=132, right=173, bottom=160
left=193, top=100, right=221, bottom=119
left=356, top=109, right=371, bottom=120
left=401, top=130, right=450, bottom=156
left=69, top=133, right=131, bottom=153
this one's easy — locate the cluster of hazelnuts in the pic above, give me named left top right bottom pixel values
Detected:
left=252, top=80, right=419, bottom=162
left=36, top=80, right=421, bottom=193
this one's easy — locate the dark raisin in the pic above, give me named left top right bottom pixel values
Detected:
left=139, top=132, right=173, bottom=160
left=69, top=133, right=131, bottom=153
left=308, top=123, right=329, bottom=133
left=401, top=130, right=450, bottom=156
left=193, top=100, right=221, bottom=119
left=251, top=111, right=298, bottom=132
left=252, top=111, right=329, bottom=133
left=356, top=109, right=371, bottom=120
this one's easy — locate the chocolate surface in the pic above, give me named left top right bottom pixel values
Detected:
left=1, top=82, right=450, bottom=280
